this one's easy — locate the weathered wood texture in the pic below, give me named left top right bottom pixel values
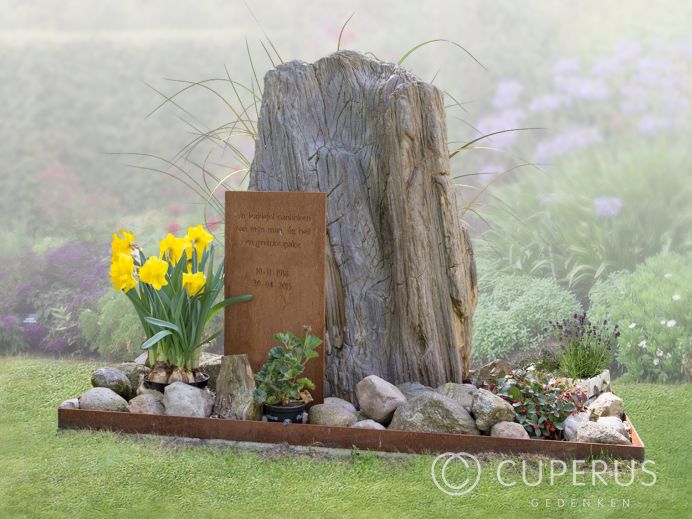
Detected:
left=249, top=51, right=477, bottom=401
left=213, top=354, right=262, bottom=420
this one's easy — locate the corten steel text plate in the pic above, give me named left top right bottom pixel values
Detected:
left=58, top=408, right=645, bottom=461
left=224, top=191, right=327, bottom=404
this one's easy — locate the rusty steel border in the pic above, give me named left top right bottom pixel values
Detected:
left=58, top=408, right=645, bottom=460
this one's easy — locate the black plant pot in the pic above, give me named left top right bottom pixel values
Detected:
left=264, top=402, right=305, bottom=424
left=143, top=373, right=209, bottom=393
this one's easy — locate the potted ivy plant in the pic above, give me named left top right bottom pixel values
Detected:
left=253, top=329, right=322, bottom=423
left=109, top=226, right=252, bottom=390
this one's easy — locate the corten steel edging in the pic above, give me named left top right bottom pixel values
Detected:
left=58, top=409, right=645, bottom=461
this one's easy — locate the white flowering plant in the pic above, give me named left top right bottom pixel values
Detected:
left=588, top=253, right=691, bottom=382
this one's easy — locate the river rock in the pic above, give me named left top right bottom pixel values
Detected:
left=575, top=421, right=631, bottom=445
left=597, top=416, right=629, bottom=439
left=323, top=396, right=357, bottom=414
left=436, top=382, right=477, bottom=412
left=128, top=393, right=165, bottom=415
left=490, top=421, right=529, bottom=439
left=58, top=398, right=79, bottom=410
left=588, top=392, right=624, bottom=419
left=309, top=404, right=357, bottom=427
left=163, top=382, right=214, bottom=417
left=397, top=382, right=434, bottom=400
left=79, top=387, right=129, bottom=412
left=564, top=412, right=590, bottom=441
left=351, top=419, right=386, bottom=430
left=116, top=362, right=151, bottom=392
left=356, top=375, right=407, bottom=424
left=472, top=388, right=515, bottom=432
left=389, top=392, right=479, bottom=435
left=91, top=367, right=133, bottom=399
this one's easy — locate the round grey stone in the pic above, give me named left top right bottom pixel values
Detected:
left=396, top=382, right=435, bottom=400
left=436, top=382, right=477, bottom=411
left=356, top=375, right=406, bottom=424
left=389, top=392, right=479, bottom=435
left=576, top=421, right=631, bottom=445
left=163, top=382, right=214, bottom=417
left=490, top=421, right=529, bottom=439
left=91, top=367, right=132, bottom=399
left=471, top=388, right=515, bottom=432
left=128, top=393, right=165, bottom=415
left=115, top=363, right=151, bottom=392
left=351, top=419, right=386, bottom=430
left=323, top=396, right=357, bottom=414
left=79, top=387, right=129, bottom=412
left=309, top=404, right=357, bottom=427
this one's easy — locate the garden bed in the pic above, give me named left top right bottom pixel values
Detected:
left=57, top=407, right=645, bottom=460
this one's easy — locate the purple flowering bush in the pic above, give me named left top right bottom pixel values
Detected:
left=477, top=140, right=692, bottom=298
left=2, top=239, right=109, bottom=355
left=469, top=39, right=691, bottom=298
left=549, top=312, right=618, bottom=379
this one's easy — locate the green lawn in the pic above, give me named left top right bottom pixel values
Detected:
left=1, top=357, right=690, bottom=519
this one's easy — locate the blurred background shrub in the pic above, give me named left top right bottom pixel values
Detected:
left=1, top=2, right=690, bottom=383
left=588, top=253, right=691, bottom=383
left=476, top=142, right=692, bottom=300
left=78, top=291, right=143, bottom=361
left=472, top=274, right=581, bottom=365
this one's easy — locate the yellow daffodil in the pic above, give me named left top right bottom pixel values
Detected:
left=110, top=253, right=137, bottom=292
left=182, top=271, right=206, bottom=296
left=159, top=233, right=187, bottom=265
left=185, top=225, right=214, bottom=259
left=139, top=256, right=169, bottom=290
left=111, top=229, right=135, bottom=262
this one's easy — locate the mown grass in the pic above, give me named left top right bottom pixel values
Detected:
left=0, top=357, right=690, bottom=518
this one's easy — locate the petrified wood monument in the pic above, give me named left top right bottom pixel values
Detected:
left=249, top=51, right=477, bottom=401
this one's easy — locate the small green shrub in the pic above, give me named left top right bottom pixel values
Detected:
left=589, top=253, right=692, bottom=382
left=473, top=274, right=581, bottom=364
left=79, top=291, right=144, bottom=361
left=493, top=369, right=586, bottom=439
left=550, top=311, right=617, bottom=379
left=253, top=330, right=321, bottom=405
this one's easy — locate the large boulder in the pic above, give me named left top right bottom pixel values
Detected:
left=128, top=393, right=165, bottom=415
left=575, top=421, right=631, bottom=445
left=163, top=382, right=214, bottom=418
left=351, top=419, right=386, bottom=430
left=396, top=382, right=435, bottom=400
left=597, top=416, right=629, bottom=439
left=588, top=392, right=624, bottom=419
left=308, top=404, right=357, bottom=427
left=356, top=375, right=407, bottom=424
left=91, top=367, right=133, bottom=399
left=436, top=382, right=477, bottom=412
left=472, top=388, right=515, bottom=432
left=389, top=393, right=479, bottom=435
left=323, top=397, right=357, bottom=415
left=490, top=421, right=529, bottom=439
left=564, top=412, right=590, bottom=441
left=116, top=363, right=151, bottom=392
left=79, top=387, right=129, bottom=412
